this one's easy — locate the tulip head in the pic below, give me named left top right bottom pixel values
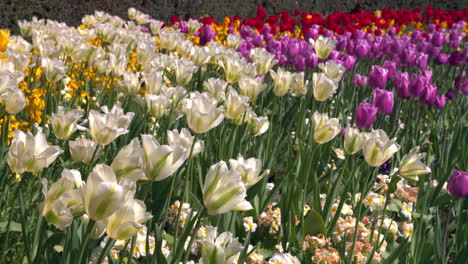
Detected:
left=372, top=89, right=394, bottom=115
left=362, top=129, right=400, bottom=167
left=51, top=106, right=84, bottom=140
left=312, top=72, right=339, bottom=102
left=355, top=102, right=378, bottom=129
left=312, top=112, right=342, bottom=144
left=344, top=127, right=368, bottom=155
left=447, top=170, right=468, bottom=198
left=106, top=199, right=152, bottom=240
left=398, top=146, right=431, bottom=179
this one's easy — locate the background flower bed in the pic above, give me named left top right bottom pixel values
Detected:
left=0, top=0, right=466, bottom=33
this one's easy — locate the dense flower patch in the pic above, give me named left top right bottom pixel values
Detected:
left=0, top=5, right=467, bottom=264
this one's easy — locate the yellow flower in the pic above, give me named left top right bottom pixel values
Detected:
left=0, top=29, right=10, bottom=52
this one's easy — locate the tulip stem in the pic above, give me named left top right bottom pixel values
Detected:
left=96, top=238, right=115, bottom=264
left=77, top=219, right=96, bottom=264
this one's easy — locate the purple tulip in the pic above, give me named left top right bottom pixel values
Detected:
left=455, top=71, right=466, bottom=89
left=355, top=102, right=378, bottom=129
left=446, top=88, right=455, bottom=100
left=340, top=54, right=356, bottom=71
left=448, top=51, right=464, bottom=67
left=355, top=40, right=369, bottom=58
left=179, top=21, right=188, bottom=34
left=368, top=66, right=389, bottom=89
left=372, top=89, right=394, bottom=115
left=240, top=25, right=253, bottom=38
left=436, top=53, right=449, bottom=64
left=394, top=72, right=411, bottom=99
left=420, top=84, right=437, bottom=105
left=341, top=126, right=350, bottom=138
left=459, top=79, right=468, bottom=95
left=416, top=53, right=428, bottom=70
left=427, top=24, right=436, bottom=34
left=198, top=25, right=215, bottom=45
left=252, top=34, right=264, bottom=47
left=336, top=35, right=347, bottom=51
left=447, top=170, right=468, bottom=198
left=293, top=56, right=306, bottom=71
left=353, top=74, right=368, bottom=88
left=434, top=95, right=446, bottom=109
left=305, top=28, right=318, bottom=41
left=287, top=43, right=300, bottom=58
left=383, top=61, right=397, bottom=80
left=431, top=31, right=445, bottom=47
left=409, top=74, right=427, bottom=97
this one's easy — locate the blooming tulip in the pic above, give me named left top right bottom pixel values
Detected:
left=270, top=68, right=293, bottom=97
left=312, top=112, right=341, bottom=144
left=229, top=155, right=270, bottom=188
left=167, top=128, right=204, bottom=159
left=141, top=134, right=186, bottom=181
left=362, top=129, right=400, bottom=167
left=8, top=130, right=63, bottom=174
left=372, top=89, right=394, bottom=115
left=50, top=106, right=84, bottom=140
left=310, top=36, right=336, bottom=60
left=312, top=72, right=338, bottom=101
left=106, top=199, right=152, bottom=240
left=200, top=227, right=243, bottom=264
left=203, top=161, right=253, bottom=215
left=398, top=147, right=431, bottom=178
left=184, top=93, right=224, bottom=134
left=111, top=138, right=145, bottom=181
left=344, top=127, right=368, bottom=154
left=88, top=105, right=134, bottom=146
left=368, top=66, right=388, bottom=89
left=69, top=135, right=102, bottom=165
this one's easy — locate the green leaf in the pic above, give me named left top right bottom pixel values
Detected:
left=0, top=221, right=22, bottom=232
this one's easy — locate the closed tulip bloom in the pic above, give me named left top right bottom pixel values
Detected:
left=270, top=68, right=293, bottom=97
left=184, top=93, right=224, bottom=134
left=51, top=106, right=84, bottom=140
left=201, top=227, right=243, bottom=264
left=434, top=95, right=446, bottom=109
left=409, top=74, right=426, bottom=97
left=84, top=164, right=126, bottom=221
left=111, top=138, right=145, bottom=181
left=88, top=105, right=135, bottom=146
left=8, top=130, right=63, bottom=174
left=229, top=155, right=270, bottom=188
left=313, top=72, right=339, bottom=101
left=447, top=170, right=468, bottom=198
left=238, top=76, right=267, bottom=102
left=145, top=94, right=171, bottom=119
left=318, top=60, right=346, bottom=81
left=141, top=134, right=186, bottom=181
left=372, top=89, right=394, bottom=115
left=167, top=128, right=204, bottom=159
left=69, top=135, right=102, bottom=165
left=225, top=89, right=249, bottom=122
left=312, top=112, right=342, bottom=144
left=394, top=72, right=411, bottom=99
left=420, top=84, right=437, bottom=105
left=353, top=74, right=368, bottom=88
left=250, top=48, right=277, bottom=75
left=174, top=59, right=196, bottom=87
left=290, top=72, right=308, bottom=97
left=203, top=161, right=253, bottom=215
left=143, top=70, right=163, bottom=94
left=362, top=129, right=400, bottom=167
left=355, top=102, right=378, bottom=129
left=344, top=127, right=368, bottom=154
left=310, top=36, right=336, bottom=60
left=106, top=199, right=152, bottom=240
left=368, top=66, right=388, bottom=89
left=398, top=147, right=431, bottom=178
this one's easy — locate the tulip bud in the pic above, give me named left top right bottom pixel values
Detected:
left=312, top=72, right=338, bottom=102
left=368, top=66, right=388, bottom=89
left=344, top=127, right=368, bottom=154
left=372, top=89, right=394, bottom=115
left=50, top=106, right=84, bottom=140
left=398, top=147, right=431, bottom=178
left=229, top=155, right=270, bottom=188
left=447, top=170, right=468, bottom=198
left=312, top=112, right=341, bottom=144
left=225, top=89, right=249, bottom=122
left=362, top=129, right=400, bottom=167
left=84, top=164, right=126, bottom=221
left=141, top=134, right=186, bottom=181
left=203, top=161, right=253, bottom=215
left=69, top=135, right=102, bottom=165
left=174, top=59, right=196, bottom=87
left=106, top=199, right=152, bottom=240
left=143, top=70, right=163, bottom=94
